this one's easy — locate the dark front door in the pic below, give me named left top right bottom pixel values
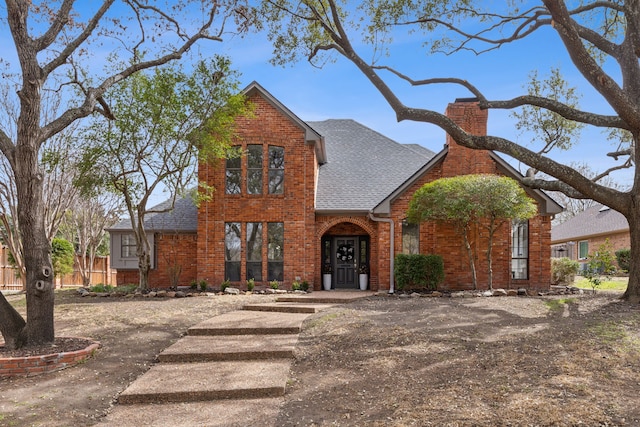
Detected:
left=334, top=237, right=358, bottom=289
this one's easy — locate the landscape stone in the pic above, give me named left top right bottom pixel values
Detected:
left=492, top=288, right=508, bottom=297
left=481, top=290, right=493, bottom=297
left=225, top=287, right=241, bottom=295
left=166, top=291, right=176, bottom=298
left=507, top=289, right=518, bottom=296
left=156, top=290, right=167, bottom=297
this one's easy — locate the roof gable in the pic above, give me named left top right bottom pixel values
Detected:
left=243, top=81, right=326, bottom=163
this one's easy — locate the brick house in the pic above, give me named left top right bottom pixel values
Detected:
left=551, top=204, right=629, bottom=270
left=109, top=82, right=561, bottom=292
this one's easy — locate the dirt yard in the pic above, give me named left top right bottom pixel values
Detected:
left=1, top=290, right=640, bottom=426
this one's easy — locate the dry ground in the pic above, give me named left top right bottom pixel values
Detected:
left=1, top=290, right=640, bottom=426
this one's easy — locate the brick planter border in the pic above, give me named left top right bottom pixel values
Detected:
left=0, top=338, right=101, bottom=378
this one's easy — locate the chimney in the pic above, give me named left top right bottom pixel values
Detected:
left=442, top=98, right=493, bottom=177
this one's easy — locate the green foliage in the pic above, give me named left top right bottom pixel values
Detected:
left=190, top=280, right=198, bottom=290
left=407, top=174, right=536, bottom=289
left=584, top=239, right=617, bottom=294
left=544, top=298, right=576, bottom=311
left=551, top=257, right=580, bottom=286
left=51, top=238, right=75, bottom=278
left=291, top=280, right=301, bottom=291
left=270, top=280, right=280, bottom=290
left=394, top=254, right=444, bottom=291
left=301, top=280, right=310, bottom=291
left=615, top=248, right=631, bottom=273
left=246, top=278, right=255, bottom=292
left=511, top=68, right=584, bottom=153
left=200, top=279, right=210, bottom=292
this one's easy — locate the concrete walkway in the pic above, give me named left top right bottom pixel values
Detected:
left=101, top=291, right=373, bottom=426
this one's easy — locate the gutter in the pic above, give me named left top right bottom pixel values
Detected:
left=368, top=212, right=395, bottom=294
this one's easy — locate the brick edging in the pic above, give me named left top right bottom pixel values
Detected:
left=0, top=338, right=101, bottom=378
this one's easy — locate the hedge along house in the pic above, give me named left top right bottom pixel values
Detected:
left=109, top=82, right=562, bottom=291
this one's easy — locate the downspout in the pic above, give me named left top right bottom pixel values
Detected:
left=368, top=212, right=395, bottom=294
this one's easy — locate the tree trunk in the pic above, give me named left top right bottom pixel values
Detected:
left=462, top=231, right=478, bottom=290
left=623, top=213, right=640, bottom=303
left=13, top=152, right=55, bottom=347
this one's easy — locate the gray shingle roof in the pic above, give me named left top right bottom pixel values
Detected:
left=551, top=204, right=628, bottom=242
left=109, top=195, right=197, bottom=232
left=309, top=119, right=434, bottom=212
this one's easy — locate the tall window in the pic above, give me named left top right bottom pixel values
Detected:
left=402, top=221, right=419, bottom=254
left=268, top=146, right=285, bottom=194
left=247, top=145, right=263, bottom=194
left=246, top=222, right=263, bottom=281
left=267, top=222, right=284, bottom=281
left=225, top=223, right=241, bottom=281
left=511, top=220, right=528, bottom=280
left=578, top=240, right=589, bottom=260
left=121, top=234, right=137, bottom=258
left=225, top=156, right=241, bottom=194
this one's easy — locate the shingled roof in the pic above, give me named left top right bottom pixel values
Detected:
left=551, top=204, right=629, bottom=242
left=310, top=119, right=435, bottom=213
left=108, top=195, right=198, bottom=232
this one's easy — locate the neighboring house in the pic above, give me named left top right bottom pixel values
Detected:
left=551, top=204, right=630, bottom=269
left=109, top=82, right=562, bottom=292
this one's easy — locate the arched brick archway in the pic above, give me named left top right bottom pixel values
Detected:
left=315, top=216, right=379, bottom=291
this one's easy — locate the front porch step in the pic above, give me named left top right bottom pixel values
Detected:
left=242, top=302, right=334, bottom=314
left=188, top=310, right=309, bottom=336
left=276, top=291, right=375, bottom=304
left=158, top=335, right=298, bottom=363
left=118, top=360, right=290, bottom=404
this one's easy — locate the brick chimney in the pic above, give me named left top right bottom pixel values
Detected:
left=442, top=98, right=494, bottom=177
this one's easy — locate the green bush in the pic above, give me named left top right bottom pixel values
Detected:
left=615, top=248, right=631, bottom=273
left=300, top=280, right=309, bottom=291
left=551, top=257, right=580, bottom=285
left=291, top=280, right=301, bottom=291
left=394, top=254, right=444, bottom=291
left=269, top=280, right=279, bottom=290
left=219, top=279, right=229, bottom=292
left=246, top=278, right=255, bottom=292
left=200, top=279, right=209, bottom=292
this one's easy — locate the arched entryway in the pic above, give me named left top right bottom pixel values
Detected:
left=321, top=222, right=370, bottom=290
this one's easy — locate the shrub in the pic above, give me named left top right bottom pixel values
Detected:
left=551, top=257, right=580, bottom=285
left=190, top=280, right=198, bottom=290
left=89, top=283, right=113, bottom=293
left=291, top=280, right=301, bottom=291
left=220, top=279, right=230, bottom=292
left=199, top=279, right=209, bottom=292
left=246, top=278, right=255, bottom=292
left=615, top=248, right=631, bottom=273
left=394, top=254, right=444, bottom=291
left=269, top=280, right=279, bottom=290
left=300, top=280, right=309, bottom=291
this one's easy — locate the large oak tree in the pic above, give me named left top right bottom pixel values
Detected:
left=261, top=0, right=640, bottom=301
left=0, top=0, right=253, bottom=349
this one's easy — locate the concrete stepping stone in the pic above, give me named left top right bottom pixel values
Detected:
left=242, top=302, right=334, bottom=313
left=188, top=310, right=309, bottom=336
left=276, top=291, right=374, bottom=304
left=118, top=360, right=291, bottom=404
left=102, top=398, right=285, bottom=427
left=158, top=335, right=298, bottom=363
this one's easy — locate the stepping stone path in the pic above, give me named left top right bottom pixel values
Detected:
left=101, top=291, right=372, bottom=427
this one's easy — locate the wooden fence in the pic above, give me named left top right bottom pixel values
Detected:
left=0, top=246, right=116, bottom=290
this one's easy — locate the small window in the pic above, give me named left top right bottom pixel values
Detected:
left=268, top=146, right=284, bottom=194
left=224, top=223, right=241, bottom=281
left=121, top=234, right=137, bottom=258
left=225, top=156, right=241, bottom=194
left=402, top=221, right=419, bottom=254
left=511, top=220, right=528, bottom=280
left=246, top=222, right=263, bottom=281
left=247, top=145, right=263, bottom=195
left=578, top=241, right=589, bottom=260
left=267, top=222, right=284, bottom=281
